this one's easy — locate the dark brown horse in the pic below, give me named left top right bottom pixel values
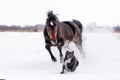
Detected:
left=43, top=11, right=85, bottom=63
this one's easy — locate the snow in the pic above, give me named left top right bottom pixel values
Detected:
left=0, top=32, right=120, bottom=80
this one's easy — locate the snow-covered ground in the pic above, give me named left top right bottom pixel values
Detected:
left=0, top=32, right=120, bottom=80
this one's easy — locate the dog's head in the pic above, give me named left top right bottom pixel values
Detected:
left=65, top=51, right=74, bottom=60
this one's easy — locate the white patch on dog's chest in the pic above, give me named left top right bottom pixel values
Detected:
left=64, top=59, right=72, bottom=68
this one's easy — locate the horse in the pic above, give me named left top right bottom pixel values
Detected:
left=43, top=11, right=85, bottom=63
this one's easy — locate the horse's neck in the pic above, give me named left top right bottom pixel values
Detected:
left=58, top=22, right=65, bottom=38
left=57, top=22, right=64, bottom=39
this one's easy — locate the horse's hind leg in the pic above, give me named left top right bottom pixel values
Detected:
left=45, top=45, right=57, bottom=62
left=74, top=38, right=85, bottom=58
left=64, top=41, right=71, bottom=50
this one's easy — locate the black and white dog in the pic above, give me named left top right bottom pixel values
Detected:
left=61, top=51, right=79, bottom=74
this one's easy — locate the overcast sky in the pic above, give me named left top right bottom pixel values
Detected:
left=0, top=0, right=119, bottom=26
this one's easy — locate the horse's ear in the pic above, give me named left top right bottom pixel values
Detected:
left=47, top=10, right=53, bottom=17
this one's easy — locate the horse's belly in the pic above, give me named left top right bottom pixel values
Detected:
left=60, top=26, right=74, bottom=41
left=64, top=34, right=74, bottom=41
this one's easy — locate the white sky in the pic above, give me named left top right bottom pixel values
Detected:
left=0, top=0, right=120, bottom=26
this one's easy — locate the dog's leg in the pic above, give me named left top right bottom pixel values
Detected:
left=71, top=60, right=79, bottom=72
left=76, top=61, right=79, bottom=67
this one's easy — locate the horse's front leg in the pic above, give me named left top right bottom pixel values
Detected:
left=45, top=44, right=57, bottom=62
left=58, top=45, right=63, bottom=63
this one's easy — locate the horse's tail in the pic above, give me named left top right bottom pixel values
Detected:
left=72, top=19, right=83, bottom=32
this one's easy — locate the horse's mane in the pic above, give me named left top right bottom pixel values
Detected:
left=47, top=11, right=58, bottom=21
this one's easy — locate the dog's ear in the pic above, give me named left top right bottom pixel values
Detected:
left=66, top=51, right=69, bottom=54
left=71, top=51, right=74, bottom=54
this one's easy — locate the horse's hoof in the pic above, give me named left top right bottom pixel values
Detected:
left=52, top=60, right=57, bottom=63
left=60, top=57, right=64, bottom=63
left=60, top=72, right=64, bottom=74
left=52, top=57, right=57, bottom=62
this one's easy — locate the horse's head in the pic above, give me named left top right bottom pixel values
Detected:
left=46, top=11, right=58, bottom=40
